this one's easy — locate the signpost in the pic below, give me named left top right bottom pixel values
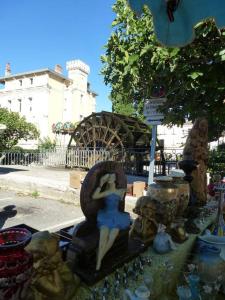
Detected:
left=144, top=98, right=166, bottom=185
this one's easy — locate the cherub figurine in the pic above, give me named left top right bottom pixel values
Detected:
left=92, top=173, right=131, bottom=270
left=25, top=231, right=80, bottom=300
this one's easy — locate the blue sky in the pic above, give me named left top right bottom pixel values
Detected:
left=0, top=0, right=116, bottom=112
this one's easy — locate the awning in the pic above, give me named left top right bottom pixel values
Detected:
left=128, top=0, right=225, bottom=47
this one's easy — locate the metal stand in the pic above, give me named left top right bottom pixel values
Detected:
left=148, top=125, right=157, bottom=185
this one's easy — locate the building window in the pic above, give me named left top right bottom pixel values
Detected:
left=80, top=94, right=84, bottom=103
left=29, top=97, right=32, bottom=112
left=8, top=100, right=11, bottom=111
left=18, top=99, right=22, bottom=112
left=19, top=79, right=22, bottom=86
left=30, top=78, right=33, bottom=85
left=80, top=115, right=83, bottom=121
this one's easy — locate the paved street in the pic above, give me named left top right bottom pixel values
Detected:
left=0, top=189, right=137, bottom=233
left=0, top=190, right=84, bottom=232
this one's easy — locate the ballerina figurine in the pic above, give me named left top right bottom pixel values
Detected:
left=92, top=173, right=131, bottom=271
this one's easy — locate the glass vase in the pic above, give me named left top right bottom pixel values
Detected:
left=0, top=227, right=33, bottom=300
left=177, top=285, right=192, bottom=300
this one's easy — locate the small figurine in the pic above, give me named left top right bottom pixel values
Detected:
left=130, top=196, right=158, bottom=243
left=170, top=220, right=188, bottom=243
left=153, top=224, right=176, bottom=254
left=25, top=231, right=80, bottom=300
left=92, top=173, right=131, bottom=270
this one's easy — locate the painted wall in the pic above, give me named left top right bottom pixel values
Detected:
left=0, top=60, right=97, bottom=148
left=157, top=122, right=193, bottom=153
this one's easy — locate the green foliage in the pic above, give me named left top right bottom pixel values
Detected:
left=30, top=190, right=40, bottom=198
left=0, top=108, right=39, bottom=150
left=208, top=143, right=225, bottom=177
left=38, top=137, right=56, bottom=151
left=101, top=0, right=225, bottom=141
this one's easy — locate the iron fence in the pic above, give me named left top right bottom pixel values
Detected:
left=0, top=147, right=180, bottom=176
left=0, top=148, right=112, bottom=168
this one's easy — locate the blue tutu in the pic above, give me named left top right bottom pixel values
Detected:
left=97, top=193, right=131, bottom=230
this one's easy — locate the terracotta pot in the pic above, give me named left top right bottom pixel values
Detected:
left=0, top=228, right=33, bottom=300
left=147, top=176, right=178, bottom=226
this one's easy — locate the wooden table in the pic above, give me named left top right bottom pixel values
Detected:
left=74, top=212, right=217, bottom=300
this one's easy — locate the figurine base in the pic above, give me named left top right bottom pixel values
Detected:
left=69, top=238, right=148, bottom=285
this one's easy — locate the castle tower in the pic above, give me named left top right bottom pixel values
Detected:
left=5, top=63, right=11, bottom=76
left=66, top=60, right=90, bottom=92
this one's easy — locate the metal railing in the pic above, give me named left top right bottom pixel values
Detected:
left=0, top=148, right=112, bottom=168
left=0, top=148, right=180, bottom=176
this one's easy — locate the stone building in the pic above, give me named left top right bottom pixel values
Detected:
left=157, top=122, right=193, bottom=156
left=0, top=60, right=97, bottom=148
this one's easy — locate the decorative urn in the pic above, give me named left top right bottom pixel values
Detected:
left=169, top=169, right=190, bottom=217
left=147, top=176, right=178, bottom=226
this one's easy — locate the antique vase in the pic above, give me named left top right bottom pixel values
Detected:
left=169, top=169, right=190, bottom=217
left=195, top=241, right=225, bottom=284
left=147, top=176, right=178, bottom=226
left=0, top=227, right=33, bottom=300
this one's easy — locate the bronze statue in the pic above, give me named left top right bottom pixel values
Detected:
left=130, top=196, right=158, bottom=243
left=25, top=231, right=80, bottom=300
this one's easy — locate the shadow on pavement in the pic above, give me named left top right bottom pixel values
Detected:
left=0, top=167, right=29, bottom=174
left=0, top=205, right=17, bottom=229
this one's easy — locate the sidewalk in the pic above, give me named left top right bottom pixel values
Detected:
left=0, top=166, right=141, bottom=207
left=0, top=166, right=80, bottom=204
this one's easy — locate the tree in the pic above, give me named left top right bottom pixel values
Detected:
left=0, top=108, right=39, bottom=150
left=38, top=137, right=56, bottom=151
left=208, top=143, right=225, bottom=177
left=101, top=0, right=225, bottom=141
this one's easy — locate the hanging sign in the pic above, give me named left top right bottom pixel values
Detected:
left=144, top=98, right=166, bottom=125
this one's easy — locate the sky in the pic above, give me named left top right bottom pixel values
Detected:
left=0, top=0, right=116, bottom=112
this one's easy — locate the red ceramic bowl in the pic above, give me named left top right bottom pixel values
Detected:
left=0, top=227, right=32, bottom=250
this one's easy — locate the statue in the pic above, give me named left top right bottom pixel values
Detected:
left=183, top=118, right=208, bottom=205
left=25, top=231, right=80, bottom=300
left=92, top=173, right=131, bottom=270
left=67, top=161, right=135, bottom=285
left=130, top=196, right=158, bottom=243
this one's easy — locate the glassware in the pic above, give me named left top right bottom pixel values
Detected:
left=212, top=184, right=225, bottom=236
left=177, top=286, right=192, bottom=300
left=143, top=274, right=153, bottom=290
left=0, top=227, right=33, bottom=300
left=201, top=284, right=217, bottom=300
left=187, top=274, right=201, bottom=300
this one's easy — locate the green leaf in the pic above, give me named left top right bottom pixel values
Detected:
left=219, top=49, right=225, bottom=56
left=188, top=72, right=203, bottom=80
left=101, top=0, right=225, bottom=141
